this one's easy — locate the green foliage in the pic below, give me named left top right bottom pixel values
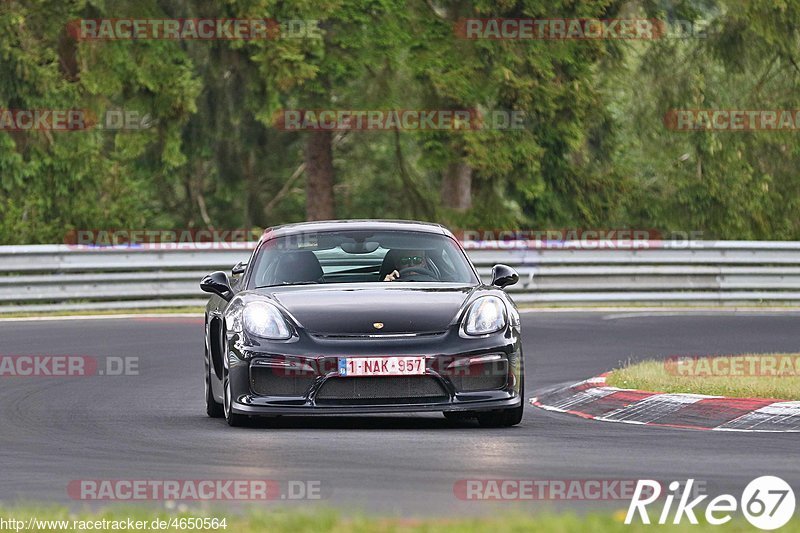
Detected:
left=612, top=0, right=800, bottom=239
left=0, top=0, right=798, bottom=243
left=1, top=504, right=799, bottom=532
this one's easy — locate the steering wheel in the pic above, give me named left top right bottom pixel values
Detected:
left=396, top=266, right=438, bottom=281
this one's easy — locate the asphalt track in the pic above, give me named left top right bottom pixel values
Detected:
left=0, top=312, right=798, bottom=516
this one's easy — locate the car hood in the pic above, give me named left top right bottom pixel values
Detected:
left=256, top=283, right=478, bottom=335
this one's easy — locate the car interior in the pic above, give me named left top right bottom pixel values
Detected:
left=250, top=232, right=473, bottom=287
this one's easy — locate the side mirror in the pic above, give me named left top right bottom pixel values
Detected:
left=200, top=271, right=233, bottom=301
left=490, top=264, right=519, bottom=288
left=231, top=261, right=248, bottom=275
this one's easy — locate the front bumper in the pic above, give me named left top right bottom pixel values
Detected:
left=225, top=327, right=523, bottom=416
left=232, top=396, right=522, bottom=415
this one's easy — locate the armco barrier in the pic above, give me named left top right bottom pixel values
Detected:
left=1, top=241, right=800, bottom=312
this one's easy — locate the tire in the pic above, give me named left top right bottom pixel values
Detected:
left=476, top=405, right=523, bottom=427
left=223, top=372, right=249, bottom=427
left=477, top=371, right=525, bottom=428
left=205, top=356, right=224, bottom=418
left=443, top=411, right=474, bottom=422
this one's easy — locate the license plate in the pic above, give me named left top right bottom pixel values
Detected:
left=338, top=356, right=425, bottom=377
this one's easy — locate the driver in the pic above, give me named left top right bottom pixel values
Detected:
left=383, top=250, right=428, bottom=281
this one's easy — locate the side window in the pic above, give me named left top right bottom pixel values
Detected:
left=251, top=247, right=278, bottom=288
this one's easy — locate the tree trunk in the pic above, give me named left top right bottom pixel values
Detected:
left=304, top=130, right=335, bottom=220
left=440, top=161, right=472, bottom=211
left=243, top=151, right=256, bottom=228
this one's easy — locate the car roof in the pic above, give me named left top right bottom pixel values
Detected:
left=261, top=219, right=452, bottom=241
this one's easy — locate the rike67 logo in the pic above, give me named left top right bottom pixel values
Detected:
left=626, top=476, right=796, bottom=530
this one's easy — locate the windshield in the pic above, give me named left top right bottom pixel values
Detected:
left=249, top=230, right=478, bottom=288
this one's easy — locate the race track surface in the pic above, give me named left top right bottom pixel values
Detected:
left=0, top=312, right=797, bottom=515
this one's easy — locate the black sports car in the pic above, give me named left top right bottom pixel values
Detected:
left=201, top=220, right=524, bottom=427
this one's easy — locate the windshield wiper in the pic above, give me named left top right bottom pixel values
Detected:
left=333, top=265, right=381, bottom=274
left=258, top=281, right=320, bottom=288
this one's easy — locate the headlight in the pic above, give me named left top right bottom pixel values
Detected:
left=242, top=301, right=292, bottom=340
left=462, top=296, right=507, bottom=336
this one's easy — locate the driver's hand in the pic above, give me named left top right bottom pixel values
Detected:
left=384, top=270, right=399, bottom=281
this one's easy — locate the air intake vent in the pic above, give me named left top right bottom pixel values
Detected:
left=315, top=376, right=448, bottom=404
left=250, top=366, right=316, bottom=397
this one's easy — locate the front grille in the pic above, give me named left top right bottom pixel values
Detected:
left=250, top=365, right=316, bottom=397
left=315, top=376, right=448, bottom=404
left=448, top=359, right=508, bottom=392
left=312, top=331, right=445, bottom=339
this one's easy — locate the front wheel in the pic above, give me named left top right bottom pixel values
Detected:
left=223, top=372, right=249, bottom=427
left=477, top=372, right=525, bottom=428
left=476, top=404, right=523, bottom=428
left=443, top=411, right=473, bottom=422
left=205, top=356, right=223, bottom=418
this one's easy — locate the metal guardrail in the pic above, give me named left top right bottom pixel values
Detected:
left=1, top=241, right=800, bottom=312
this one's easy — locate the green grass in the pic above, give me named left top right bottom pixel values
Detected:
left=607, top=354, right=800, bottom=400
left=1, top=506, right=797, bottom=532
